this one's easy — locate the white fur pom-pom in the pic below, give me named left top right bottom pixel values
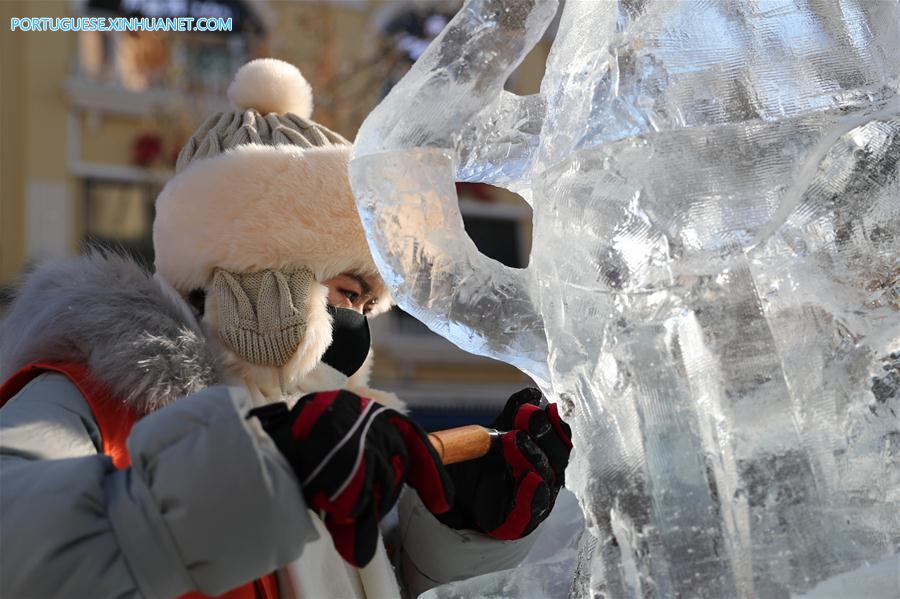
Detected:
left=227, top=58, right=313, bottom=118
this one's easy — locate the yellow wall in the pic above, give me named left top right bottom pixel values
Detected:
left=80, top=112, right=154, bottom=165
left=20, top=2, right=71, bottom=182
left=1, top=0, right=75, bottom=284
left=1, top=0, right=27, bottom=284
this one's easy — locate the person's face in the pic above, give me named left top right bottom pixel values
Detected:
left=323, top=273, right=380, bottom=315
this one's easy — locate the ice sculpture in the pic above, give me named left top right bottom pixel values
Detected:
left=349, top=0, right=900, bottom=596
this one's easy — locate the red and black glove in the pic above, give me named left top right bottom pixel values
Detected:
left=437, top=388, right=572, bottom=540
left=250, top=390, right=453, bottom=567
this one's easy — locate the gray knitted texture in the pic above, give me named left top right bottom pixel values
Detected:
left=212, top=267, right=317, bottom=367
left=176, top=109, right=349, bottom=172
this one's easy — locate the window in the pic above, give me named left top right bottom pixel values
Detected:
left=180, top=34, right=247, bottom=97
left=462, top=214, right=524, bottom=268
left=83, top=179, right=160, bottom=264
left=79, top=0, right=259, bottom=95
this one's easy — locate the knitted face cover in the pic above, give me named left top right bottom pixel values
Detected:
left=212, top=267, right=316, bottom=367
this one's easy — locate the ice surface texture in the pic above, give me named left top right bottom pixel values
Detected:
left=349, top=0, right=900, bottom=596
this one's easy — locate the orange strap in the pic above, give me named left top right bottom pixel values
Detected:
left=180, top=576, right=279, bottom=599
left=0, top=362, right=136, bottom=467
left=1, top=362, right=280, bottom=599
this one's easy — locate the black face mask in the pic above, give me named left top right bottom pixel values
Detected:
left=321, top=305, right=371, bottom=377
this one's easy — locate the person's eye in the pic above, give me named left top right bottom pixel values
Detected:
left=341, top=289, right=360, bottom=303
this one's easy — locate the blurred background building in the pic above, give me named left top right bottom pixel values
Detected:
left=0, top=0, right=553, bottom=429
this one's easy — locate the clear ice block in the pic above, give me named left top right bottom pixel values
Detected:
left=350, top=0, right=900, bottom=596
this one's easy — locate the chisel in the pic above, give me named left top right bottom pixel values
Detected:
left=427, top=425, right=501, bottom=465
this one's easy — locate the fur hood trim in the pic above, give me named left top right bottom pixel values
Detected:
left=153, top=144, right=392, bottom=313
left=0, top=252, right=220, bottom=415
left=1, top=252, right=405, bottom=415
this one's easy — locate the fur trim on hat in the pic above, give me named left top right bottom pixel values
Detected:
left=228, top=58, right=313, bottom=118
left=154, top=144, right=390, bottom=306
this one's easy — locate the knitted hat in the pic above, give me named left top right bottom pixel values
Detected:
left=174, top=58, right=349, bottom=172
left=153, top=59, right=387, bottom=304
left=152, top=59, right=392, bottom=399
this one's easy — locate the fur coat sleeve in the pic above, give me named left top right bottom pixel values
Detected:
left=0, top=373, right=317, bottom=598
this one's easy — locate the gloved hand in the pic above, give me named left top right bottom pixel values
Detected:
left=250, top=390, right=453, bottom=567
left=437, top=388, right=572, bottom=540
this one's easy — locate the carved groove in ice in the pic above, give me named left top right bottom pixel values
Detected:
left=350, top=0, right=900, bottom=596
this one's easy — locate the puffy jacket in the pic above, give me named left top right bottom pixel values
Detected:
left=0, top=253, right=539, bottom=598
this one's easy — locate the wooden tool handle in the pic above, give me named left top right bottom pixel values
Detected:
left=428, top=425, right=494, bottom=465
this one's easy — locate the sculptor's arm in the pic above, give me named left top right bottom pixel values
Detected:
left=395, top=387, right=572, bottom=596
left=396, top=489, right=541, bottom=596
left=0, top=374, right=317, bottom=598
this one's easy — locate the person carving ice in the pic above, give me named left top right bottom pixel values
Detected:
left=0, top=59, right=571, bottom=598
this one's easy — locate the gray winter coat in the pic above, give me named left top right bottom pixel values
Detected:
left=0, top=253, right=538, bottom=598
